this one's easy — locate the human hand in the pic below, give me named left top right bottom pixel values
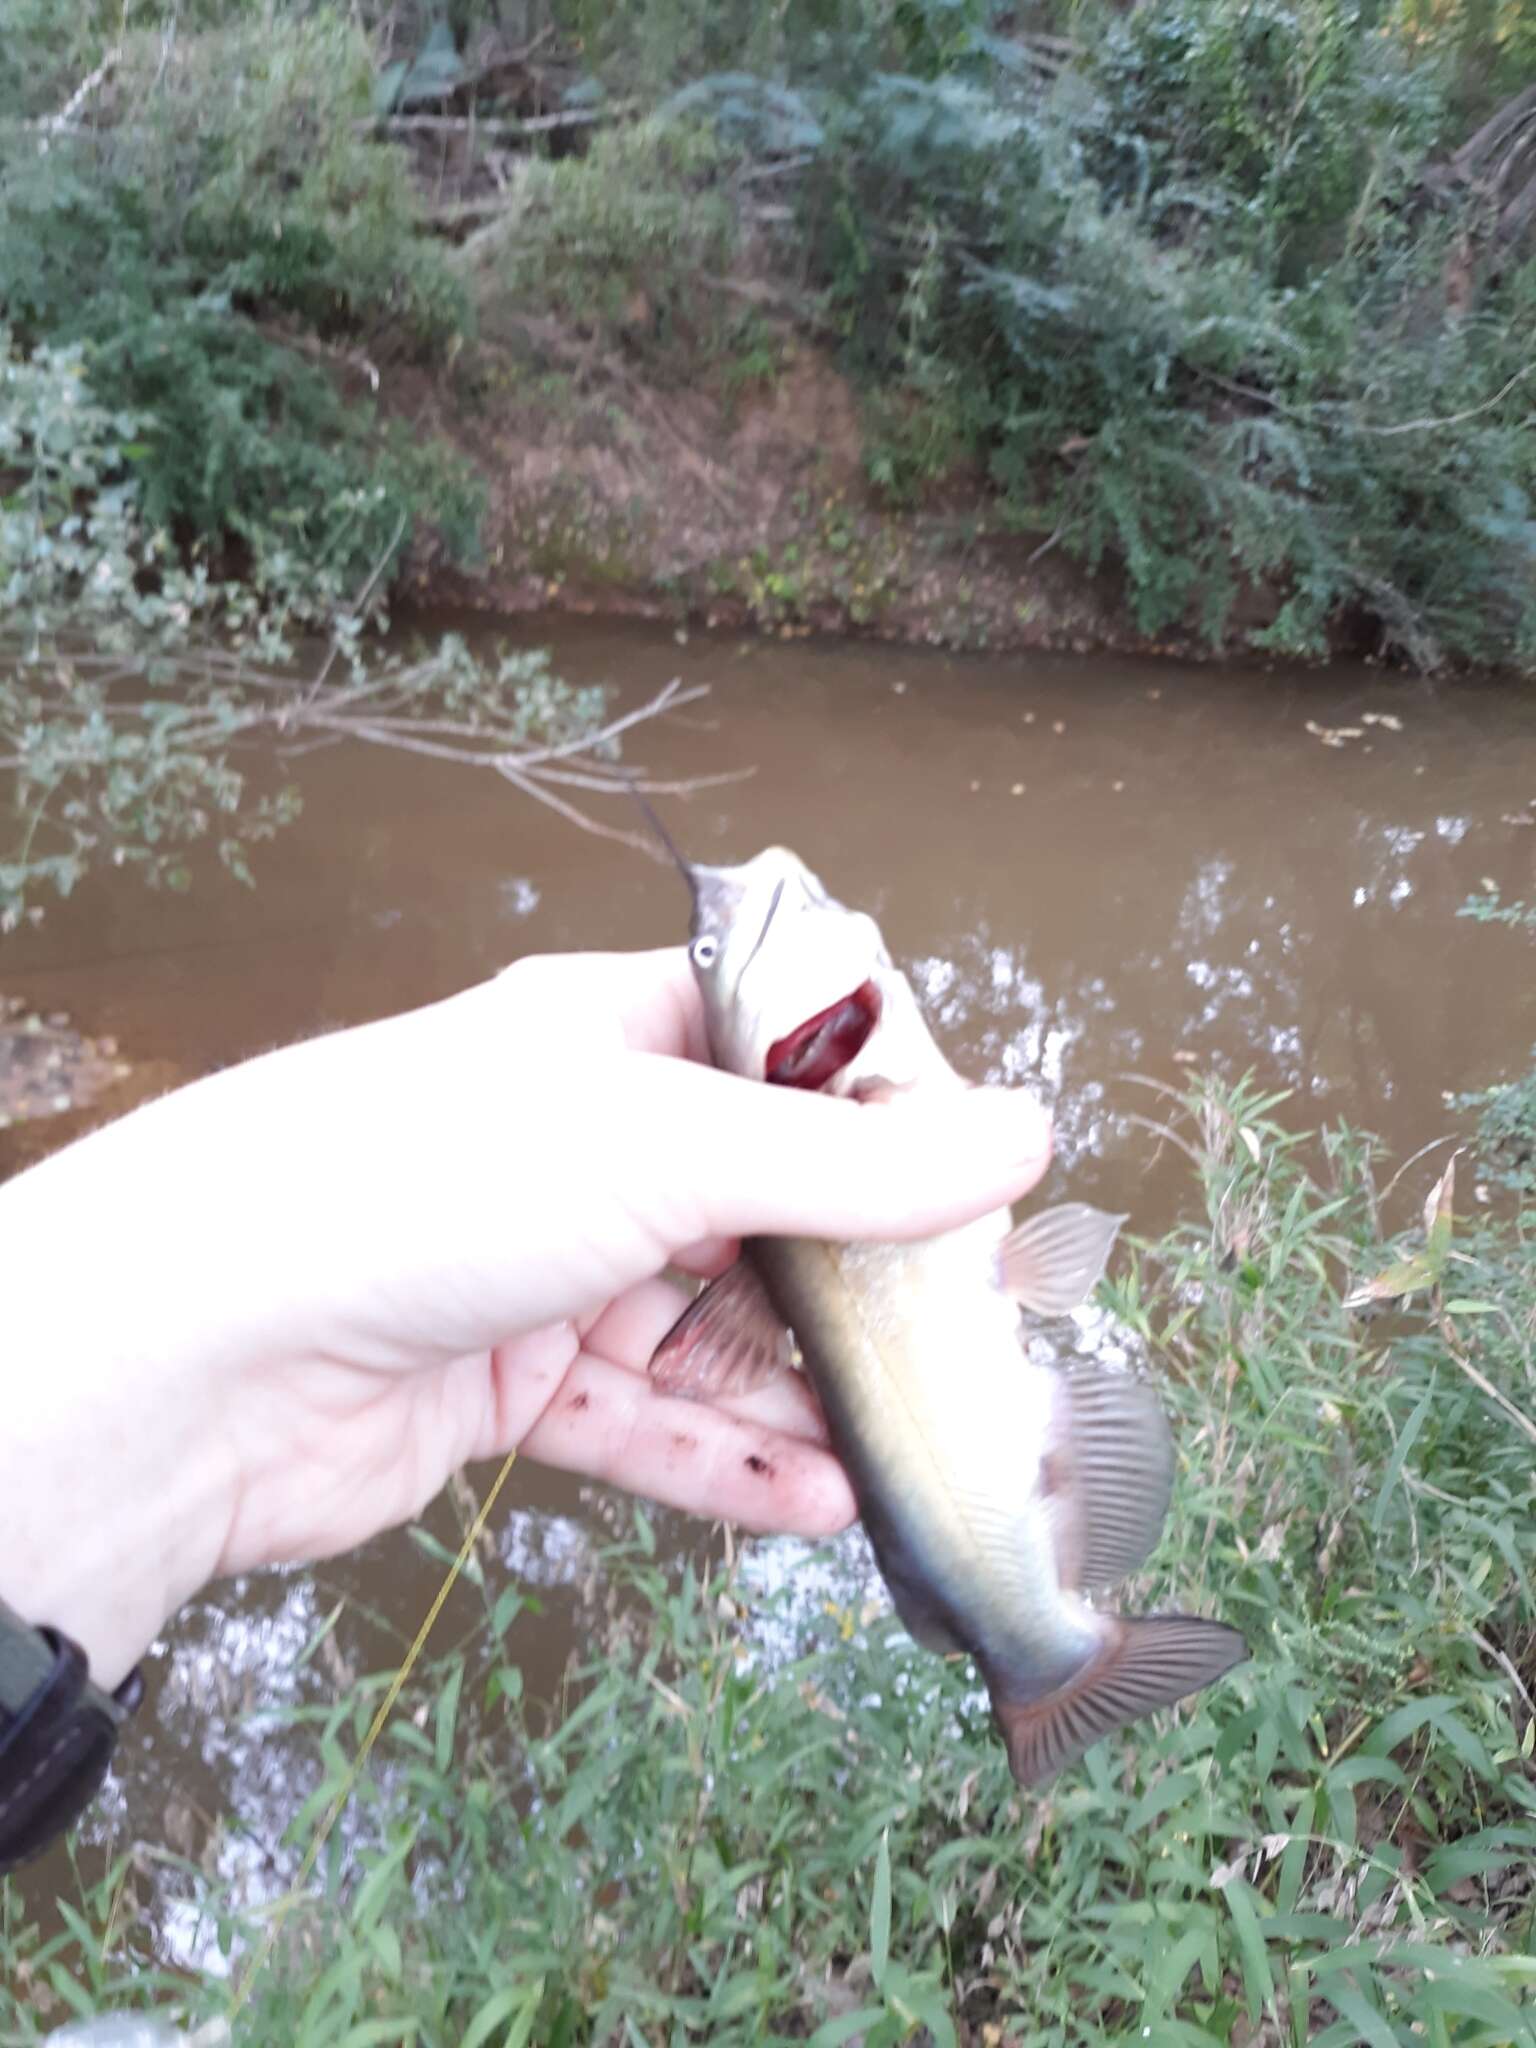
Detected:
left=0, top=949, right=1052, bottom=1688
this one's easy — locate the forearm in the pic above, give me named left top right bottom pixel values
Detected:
left=0, top=1107, right=241, bottom=1688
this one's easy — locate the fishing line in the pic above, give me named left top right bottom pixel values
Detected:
left=227, top=1446, right=520, bottom=2026
left=623, top=770, right=696, bottom=886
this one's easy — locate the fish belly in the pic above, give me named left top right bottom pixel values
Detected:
left=748, top=1227, right=1096, bottom=1688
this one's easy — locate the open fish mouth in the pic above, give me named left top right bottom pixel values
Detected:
left=764, top=979, right=882, bottom=1091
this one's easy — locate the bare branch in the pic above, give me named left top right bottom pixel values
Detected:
left=493, top=760, right=672, bottom=856
left=38, top=46, right=120, bottom=155
left=1351, top=360, right=1536, bottom=437
left=372, top=102, right=636, bottom=141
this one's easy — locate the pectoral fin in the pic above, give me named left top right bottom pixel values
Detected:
left=1046, top=1363, right=1176, bottom=1594
left=998, top=1204, right=1127, bottom=1316
left=989, top=1614, right=1247, bottom=1787
left=648, top=1261, right=797, bottom=1400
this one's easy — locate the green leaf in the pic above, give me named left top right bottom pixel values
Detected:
left=353, top=1828, right=416, bottom=1932
left=808, top=2012, right=889, bottom=2048
left=1373, top=1380, right=1434, bottom=1533
left=398, top=21, right=465, bottom=107
left=1145, top=1926, right=1210, bottom=2020
left=373, top=59, right=409, bottom=116
left=490, top=1585, right=524, bottom=1639
left=408, top=1523, right=483, bottom=1587
left=1218, top=1878, right=1273, bottom=2025
left=332, top=2022, right=420, bottom=2048
left=460, top=1981, right=545, bottom=2048
left=870, top=1828, right=892, bottom=1990
left=435, top=1658, right=465, bottom=1772
left=1318, top=1983, right=1407, bottom=2048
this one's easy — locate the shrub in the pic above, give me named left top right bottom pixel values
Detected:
left=0, top=7, right=474, bottom=584
left=764, top=19, right=1536, bottom=666
left=457, top=118, right=738, bottom=373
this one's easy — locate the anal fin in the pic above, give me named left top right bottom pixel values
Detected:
left=988, top=1614, right=1247, bottom=1787
left=648, top=1260, right=797, bottom=1401
left=1046, top=1364, right=1176, bottom=1594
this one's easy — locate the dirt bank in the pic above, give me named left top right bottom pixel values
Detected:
left=398, top=331, right=1216, bottom=661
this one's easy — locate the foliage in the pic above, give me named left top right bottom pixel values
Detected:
left=7, top=0, right=1534, bottom=672
left=1452, top=891, right=1536, bottom=1197
left=0, top=7, right=475, bottom=586
left=784, top=16, right=1535, bottom=666
left=537, top=0, right=1535, bottom=670
left=555, top=0, right=999, bottom=96
left=1457, top=1058, right=1536, bottom=1199
left=458, top=119, right=740, bottom=374
left=4, top=1080, right=1536, bottom=2041
left=0, top=331, right=642, bottom=929
left=1088, top=0, right=1447, bottom=270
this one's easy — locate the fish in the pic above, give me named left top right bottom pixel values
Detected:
left=646, top=839, right=1246, bottom=1788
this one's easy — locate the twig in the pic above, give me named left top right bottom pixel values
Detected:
left=38, top=46, right=120, bottom=155
left=1449, top=83, right=1536, bottom=179
left=1470, top=1628, right=1536, bottom=1725
left=493, top=760, right=666, bottom=853
left=1378, top=1134, right=1460, bottom=1212
left=1435, top=1309, right=1536, bottom=1447
left=1199, top=362, right=1536, bottom=438
left=1350, top=361, right=1536, bottom=436
left=371, top=102, right=634, bottom=141
left=734, top=154, right=816, bottom=184
left=423, top=196, right=517, bottom=226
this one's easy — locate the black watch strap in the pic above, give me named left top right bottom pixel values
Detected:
left=0, top=1597, right=143, bottom=1873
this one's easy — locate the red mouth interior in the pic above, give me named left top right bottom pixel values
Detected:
left=765, top=980, right=881, bottom=1091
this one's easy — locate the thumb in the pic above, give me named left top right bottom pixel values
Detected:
left=626, top=1055, right=1053, bottom=1246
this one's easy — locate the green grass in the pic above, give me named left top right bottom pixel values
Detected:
left=4, top=1074, right=1536, bottom=2043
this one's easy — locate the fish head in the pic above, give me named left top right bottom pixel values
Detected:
left=684, top=845, right=893, bottom=1090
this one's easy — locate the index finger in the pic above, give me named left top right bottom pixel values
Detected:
left=491, top=947, right=711, bottom=1062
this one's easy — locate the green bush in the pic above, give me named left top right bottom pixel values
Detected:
left=1088, top=0, right=1448, bottom=273
left=458, top=118, right=739, bottom=372
left=0, top=7, right=475, bottom=584
left=754, top=8, right=1536, bottom=667
left=4, top=1079, right=1535, bottom=2041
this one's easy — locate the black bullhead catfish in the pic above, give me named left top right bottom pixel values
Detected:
left=645, top=841, right=1245, bottom=1788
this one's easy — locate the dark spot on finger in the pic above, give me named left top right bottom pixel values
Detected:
left=671, top=1432, right=696, bottom=1453
left=745, top=1453, right=773, bottom=1478
left=567, top=1392, right=590, bottom=1413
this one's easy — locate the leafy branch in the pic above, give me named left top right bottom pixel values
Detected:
left=0, top=332, right=727, bottom=927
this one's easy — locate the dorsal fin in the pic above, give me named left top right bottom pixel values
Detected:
left=1046, top=1363, right=1176, bottom=1594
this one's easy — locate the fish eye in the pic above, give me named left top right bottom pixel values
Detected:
left=690, top=935, right=720, bottom=970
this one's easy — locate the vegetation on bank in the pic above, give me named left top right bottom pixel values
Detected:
left=3, top=0, right=1534, bottom=913
left=3, top=1059, right=1536, bottom=2044
left=8, top=0, right=1536, bottom=659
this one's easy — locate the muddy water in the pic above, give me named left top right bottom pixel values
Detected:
left=5, top=621, right=1535, bottom=1949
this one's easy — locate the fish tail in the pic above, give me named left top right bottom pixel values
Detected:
left=988, top=1614, right=1247, bottom=1788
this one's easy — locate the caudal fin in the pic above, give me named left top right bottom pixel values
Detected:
left=990, top=1615, right=1247, bottom=1788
